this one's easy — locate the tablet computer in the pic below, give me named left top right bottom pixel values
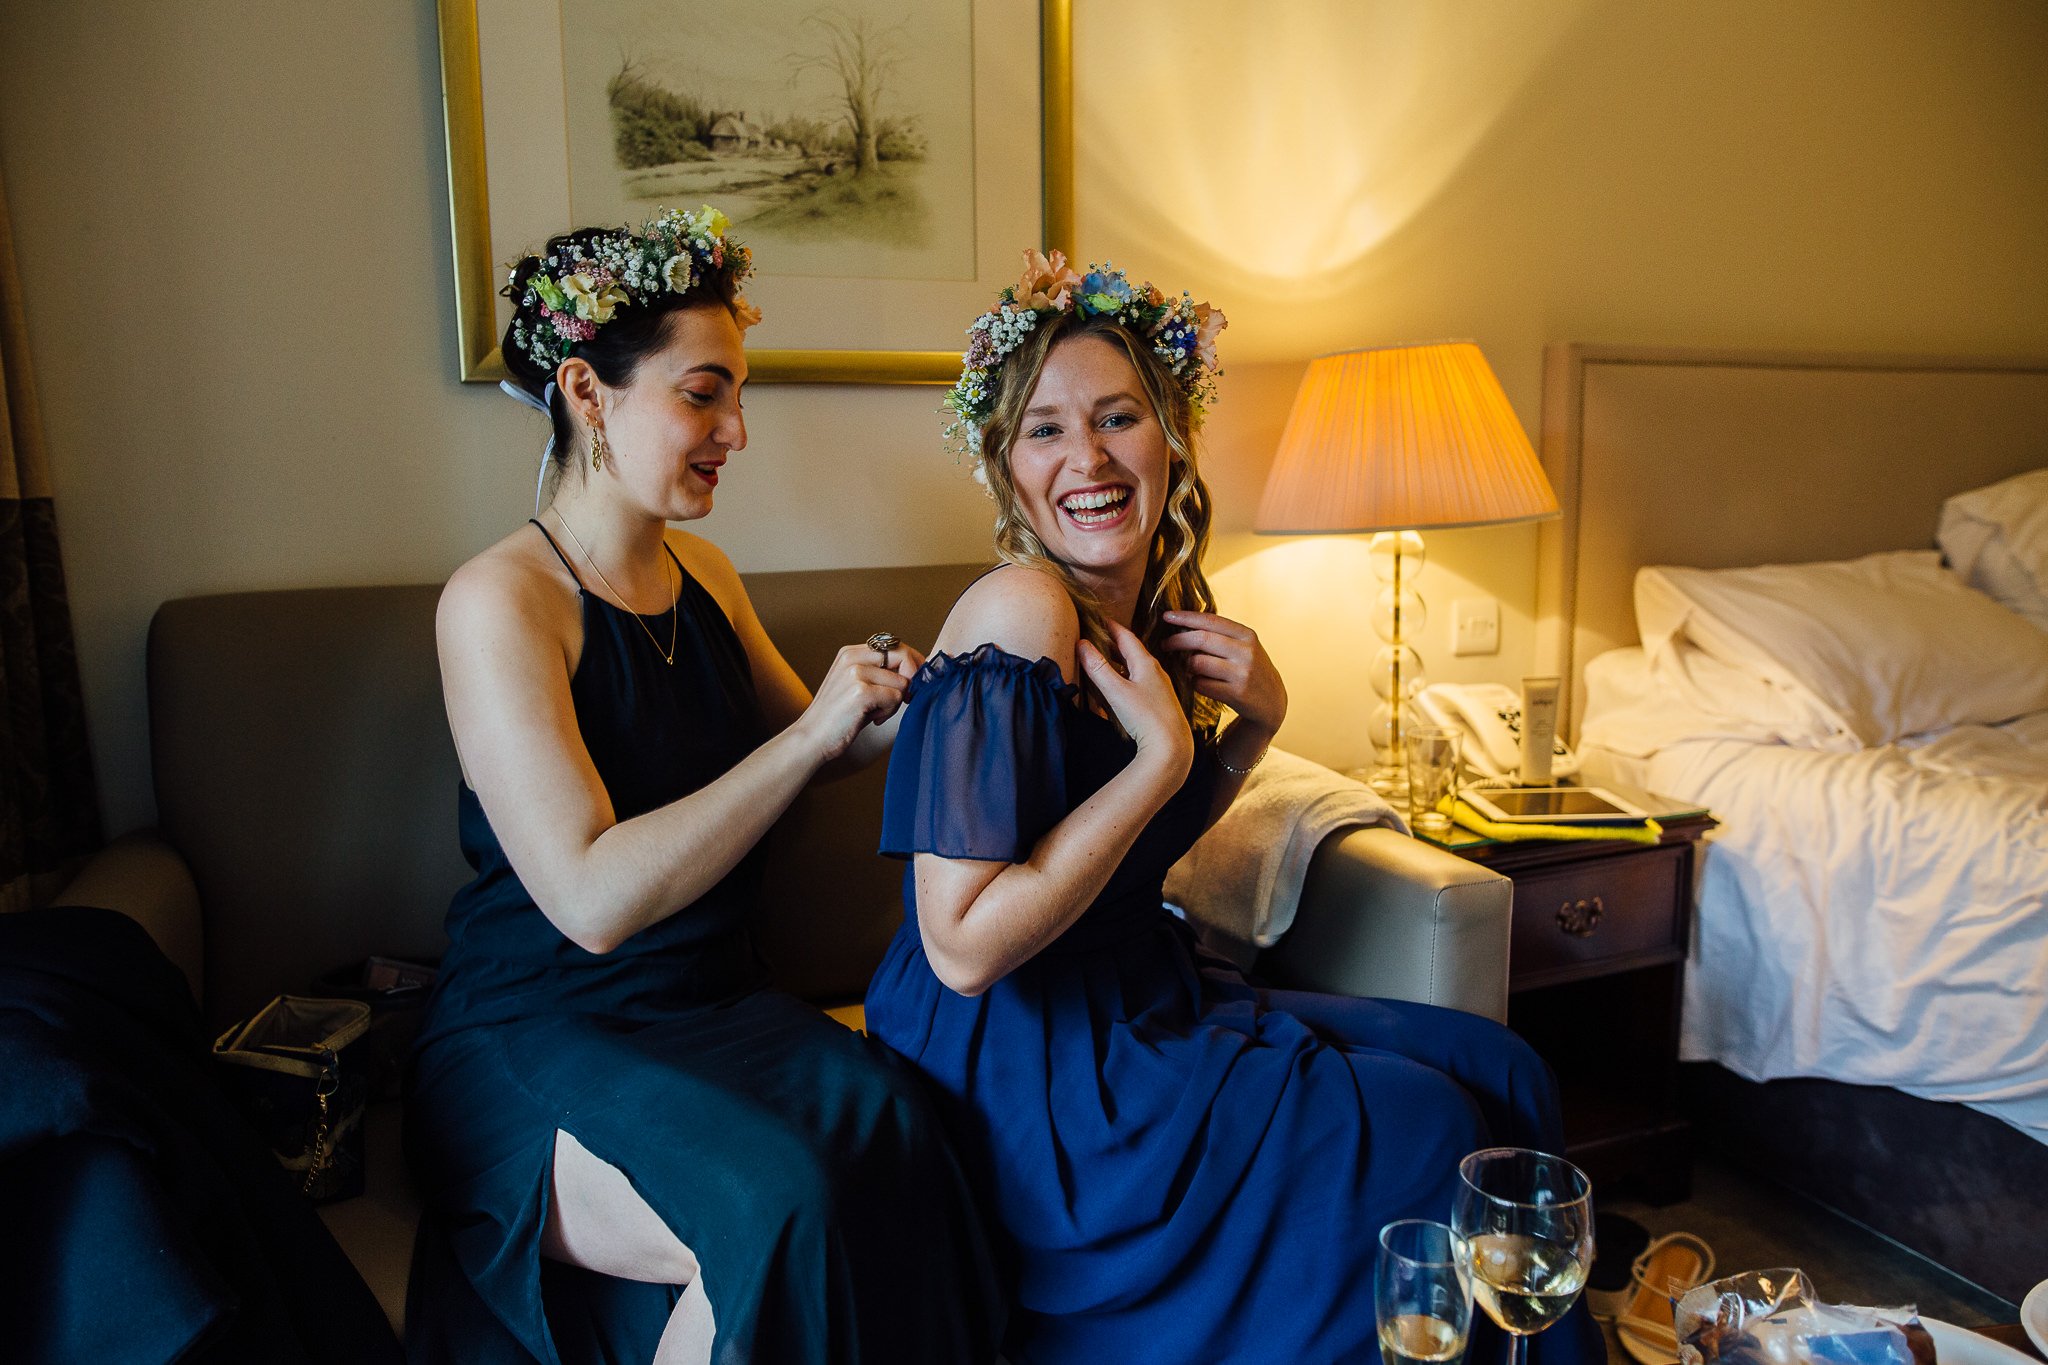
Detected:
left=1462, top=786, right=1649, bottom=824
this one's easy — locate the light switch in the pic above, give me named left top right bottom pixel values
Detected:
left=1451, top=596, right=1499, bottom=655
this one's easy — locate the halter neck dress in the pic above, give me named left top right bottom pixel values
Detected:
left=864, top=643, right=1603, bottom=1365
left=404, top=523, right=1001, bottom=1365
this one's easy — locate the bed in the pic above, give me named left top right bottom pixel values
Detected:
left=1533, top=344, right=2048, bottom=1303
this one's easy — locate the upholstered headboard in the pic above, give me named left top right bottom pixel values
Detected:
left=1532, top=344, right=2048, bottom=733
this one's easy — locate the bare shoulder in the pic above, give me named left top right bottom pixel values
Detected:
left=438, top=525, right=578, bottom=656
left=666, top=527, right=750, bottom=625
left=935, top=564, right=1080, bottom=682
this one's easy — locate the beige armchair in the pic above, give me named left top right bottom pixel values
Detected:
left=54, top=565, right=1508, bottom=1331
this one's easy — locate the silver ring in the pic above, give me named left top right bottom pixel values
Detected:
left=866, top=631, right=899, bottom=663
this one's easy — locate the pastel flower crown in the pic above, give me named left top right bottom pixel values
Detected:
left=942, top=249, right=1227, bottom=468
left=505, top=205, right=760, bottom=370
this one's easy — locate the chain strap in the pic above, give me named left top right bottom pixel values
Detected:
left=302, top=1050, right=340, bottom=1197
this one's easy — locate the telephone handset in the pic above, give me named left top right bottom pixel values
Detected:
left=1412, top=683, right=1581, bottom=782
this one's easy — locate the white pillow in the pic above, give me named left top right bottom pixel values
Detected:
left=1635, top=550, right=2048, bottom=747
left=1580, top=645, right=1853, bottom=758
left=1938, top=467, right=2048, bottom=633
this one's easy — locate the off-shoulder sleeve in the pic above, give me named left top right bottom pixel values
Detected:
left=879, top=644, right=1074, bottom=863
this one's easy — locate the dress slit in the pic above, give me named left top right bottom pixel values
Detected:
left=405, top=569, right=1001, bottom=1363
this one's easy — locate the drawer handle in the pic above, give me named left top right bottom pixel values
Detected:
left=1556, top=896, right=1604, bottom=937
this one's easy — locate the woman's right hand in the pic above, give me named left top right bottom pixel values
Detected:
left=795, top=643, right=922, bottom=764
left=1080, top=620, right=1195, bottom=783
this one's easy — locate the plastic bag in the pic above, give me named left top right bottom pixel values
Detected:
left=1676, top=1269, right=1936, bottom=1365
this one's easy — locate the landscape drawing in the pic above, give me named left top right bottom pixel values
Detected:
left=560, top=0, right=976, bottom=282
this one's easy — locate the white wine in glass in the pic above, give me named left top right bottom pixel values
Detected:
left=1377, top=1219, right=1474, bottom=1365
left=1452, top=1149, right=1594, bottom=1365
left=1380, top=1311, right=1468, bottom=1365
left=1467, top=1233, right=1589, bottom=1334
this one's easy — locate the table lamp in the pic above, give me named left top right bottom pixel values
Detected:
left=1254, top=341, right=1558, bottom=791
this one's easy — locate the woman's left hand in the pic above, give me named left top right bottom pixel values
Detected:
left=1157, top=610, right=1288, bottom=733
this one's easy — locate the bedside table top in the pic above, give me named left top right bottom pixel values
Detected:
left=1418, top=779, right=1713, bottom=856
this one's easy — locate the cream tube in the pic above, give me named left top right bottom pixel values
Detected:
left=1520, top=676, right=1561, bottom=786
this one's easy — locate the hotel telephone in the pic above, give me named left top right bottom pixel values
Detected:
left=1412, top=682, right=1581, bottom=783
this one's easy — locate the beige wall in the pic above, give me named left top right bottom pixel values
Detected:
left=4, top=1, right=2044, bottom=831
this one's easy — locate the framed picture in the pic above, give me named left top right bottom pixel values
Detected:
left=436, top=0, right=1074, bottom=384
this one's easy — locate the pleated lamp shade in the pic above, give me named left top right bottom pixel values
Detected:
left=1254, top=341, right=1558, bottom=534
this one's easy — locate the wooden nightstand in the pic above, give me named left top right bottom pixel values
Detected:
left=1421, top=784, right=1715, bottom=1205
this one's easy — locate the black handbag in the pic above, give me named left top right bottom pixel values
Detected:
left=213, top=995, right=372, bottom=1202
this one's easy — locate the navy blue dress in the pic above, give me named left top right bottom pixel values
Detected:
left=865, top=645, right=1602, bottom=1365
left=405, top=529, right=1001, bottom=1365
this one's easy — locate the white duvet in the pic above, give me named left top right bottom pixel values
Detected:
left=1582, top=650, right=2048, bottom=1144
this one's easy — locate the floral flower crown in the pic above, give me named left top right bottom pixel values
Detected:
left=504, top=205, right=760, bottom=371
left=942, top=249, right=1226, bottom=467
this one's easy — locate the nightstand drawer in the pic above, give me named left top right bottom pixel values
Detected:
left=1508, top=846, right=1686, bottom=989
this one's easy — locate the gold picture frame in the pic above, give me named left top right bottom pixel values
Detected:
left=436, top=0, right=1075, bottom=385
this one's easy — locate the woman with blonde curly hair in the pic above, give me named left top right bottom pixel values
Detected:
left=863, top=252, right=1602, bottom=1364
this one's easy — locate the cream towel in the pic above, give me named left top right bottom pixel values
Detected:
left=1164, top=747, right=1404, bottom=967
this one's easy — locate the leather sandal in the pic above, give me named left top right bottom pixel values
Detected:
left=1615, top=1232, right=1716, bottom=1365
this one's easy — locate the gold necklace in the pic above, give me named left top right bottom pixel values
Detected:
left=552, top=510, right=679, bottom=665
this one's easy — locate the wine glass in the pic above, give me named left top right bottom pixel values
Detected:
left=1451, top=1148, right=1594, bottom=1365
left=1377, top=1219, right=1473, bottom=1365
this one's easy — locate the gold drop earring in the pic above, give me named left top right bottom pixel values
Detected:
left=591, top=427, right=610, bottom=473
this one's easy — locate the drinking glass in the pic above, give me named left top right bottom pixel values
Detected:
left=1451, top=1148, right=1594, bottom=1365
left=1377, top=1219, right=1473, bottom=1365
left=1405, top=725, right=1461, bottom=837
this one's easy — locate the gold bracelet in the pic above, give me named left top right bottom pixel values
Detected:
left=1215, top=744, right=1268, bottom=776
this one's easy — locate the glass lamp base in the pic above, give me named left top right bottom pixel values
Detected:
left=1361, top=762, right=1408, bottom=800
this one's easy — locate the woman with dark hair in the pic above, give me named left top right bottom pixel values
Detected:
left=405, top=207, right=1000, bottom=1365
left=863, top=251, right=1602, bottom=1364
